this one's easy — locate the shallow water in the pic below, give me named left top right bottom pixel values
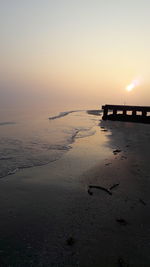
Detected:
left=0, top=109, right=103, bottom=178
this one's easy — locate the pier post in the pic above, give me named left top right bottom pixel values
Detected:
left=132, top=110, right=136, bottom=116
left=103, top=107, right=108, bottom=119
left=113, top=109, right=117, bottom=115
left=142, top=110, right=147, bottom=117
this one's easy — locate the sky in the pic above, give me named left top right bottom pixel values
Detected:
left=1, top=0, right=150, bottom=110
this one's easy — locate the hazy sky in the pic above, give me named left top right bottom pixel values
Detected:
left=1, top=0, right=150, bottom=110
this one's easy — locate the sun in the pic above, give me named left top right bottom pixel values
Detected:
left=126, top=83, right=135, bottom=92
left=125, top=79, right=140, bottom=92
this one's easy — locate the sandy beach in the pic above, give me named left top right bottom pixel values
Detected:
left=0, top=118, right=150, bottom=266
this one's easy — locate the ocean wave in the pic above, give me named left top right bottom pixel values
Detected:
left=49, top=110, right=81, bottom=120
left=46, top=144, right=71, bottom=151
left=0, top=109, right=100, bottom=179
left=76, top=129, right=96, bottom=139
left=0, top=156, right=13, bottom=161
left=86, top=110, right=102, bottom=116
left=66, top=126, right=97, bottom=143
left=0, top=122, right=16, bottom=126
left=0, top=126, right=96, bottom=179
left=49, top=109, right=102, bottom=120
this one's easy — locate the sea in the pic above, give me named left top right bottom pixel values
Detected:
left=0, top=107, right=105, bottom=179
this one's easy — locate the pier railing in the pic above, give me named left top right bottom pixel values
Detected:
left=102, top=104, right=150, bottom=123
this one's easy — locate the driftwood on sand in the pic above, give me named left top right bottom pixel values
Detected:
left=88, top=185, right=112, bottom=195
left=88, top=183, right=120, bottom=196
left=109, top=183, right=120, bottom=190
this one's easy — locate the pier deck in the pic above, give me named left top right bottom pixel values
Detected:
left=102, top=104, right=150, bottom=123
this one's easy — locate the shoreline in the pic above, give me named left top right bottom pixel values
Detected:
left=0, top=119, right=150, bottom=266
left=0, top=109, right=101, bottom=180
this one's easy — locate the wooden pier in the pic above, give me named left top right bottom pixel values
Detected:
left=102, top=104, right=150, bottom=123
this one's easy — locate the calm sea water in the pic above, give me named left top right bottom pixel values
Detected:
left=0, top=108, right=102, bottom=178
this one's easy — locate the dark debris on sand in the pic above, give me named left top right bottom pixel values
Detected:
left=113, top=149, right=122, bottom=155
left=139, top=198, right=146, bottom=206
left=116, top=218, right=128, bottom=226
left=66, top=237, right=75, bottom=246
left=101, top=129, right=108, bottom=132
left=118, top=257, right=129, bottom=267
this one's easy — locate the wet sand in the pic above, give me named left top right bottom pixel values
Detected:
left=0, top=120, right=150, bottom=266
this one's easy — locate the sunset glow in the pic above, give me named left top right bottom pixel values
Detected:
left=0, top=1, right=150, bottom=108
